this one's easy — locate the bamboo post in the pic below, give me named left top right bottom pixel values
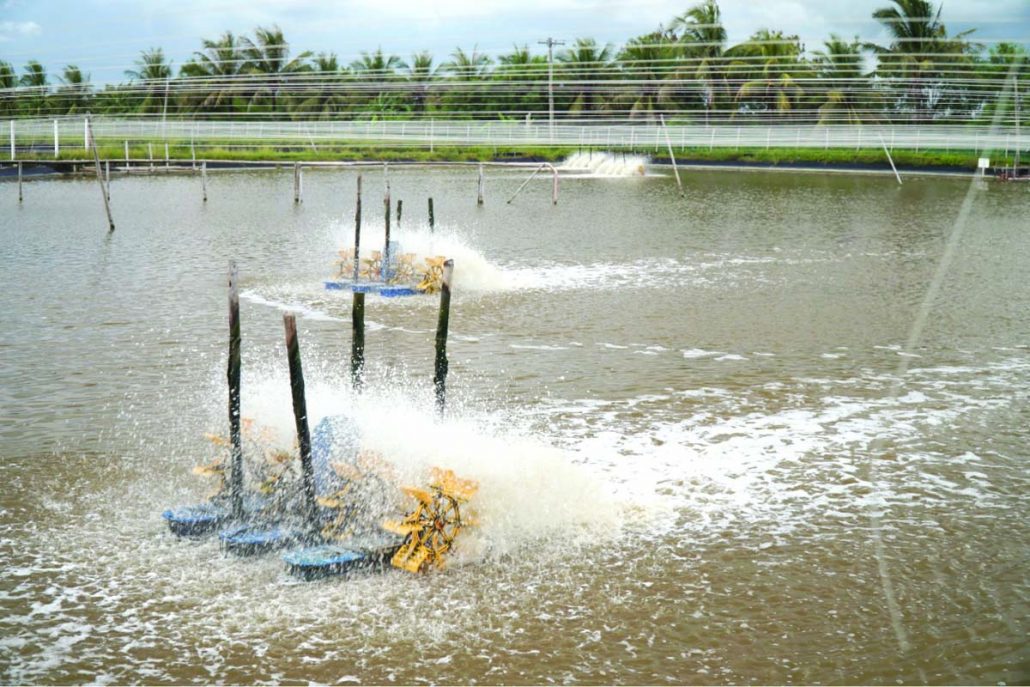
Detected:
left=164, top=142, right=169, bottom=168
left=353, top=175, right=362, bottom=282
left=433, top=260, right=454, bottom=416
left=190, top=136, right=196, bottom=170
left=283, top=313, right=318, bottom=525
left=551, top=164, right=558, bottom=205
left=124, top=140, right=129, bottom=164
left=202, top=161, right=208, bottom=202
left=53, top=120, right=59, bottom=158
left=9, top=120, right=13, bottom=160
left=86, top=119, right=115, bottom=232
left=477, top=163, right=485, bottom=205
left=396, top=198, right=402, bottom=228
left=148, top=143, right=154, bottom=170
left=507, top=165, right=545, bottom=204
left=105, top=160, right=110, bottom=201
left=383, top=181, right=391, bottom=281
left=428, top=197, right=435, bottom=232
left=227, top=261, right=244, bottom=518
left=83, top=118, right=89, bottom=152
left=878, top=134, right=903, bottom=185
left=17, top=161, right=22, bottom=202
left=293, top=162, right=301, bottom=204
left=659, top=114, right=684, bottom=197
left=351, top=292, right=365, bottom=391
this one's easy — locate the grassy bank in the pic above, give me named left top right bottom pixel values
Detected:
left=14, top=141, right=1021, bottom=170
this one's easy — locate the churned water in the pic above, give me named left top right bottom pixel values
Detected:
left=1, top=165, right=1028, bottom=684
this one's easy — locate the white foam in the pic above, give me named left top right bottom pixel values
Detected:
left=560, top=152, right=648, bottom=177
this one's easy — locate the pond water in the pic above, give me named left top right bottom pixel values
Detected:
left=1, top=164, right=1028, bottom=684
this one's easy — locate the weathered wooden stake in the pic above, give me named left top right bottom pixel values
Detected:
left=383, top=181, right=391, bottom=281
left=227, top=261, right=244, bottom=518
left=396, top=199, right=403, bottom=227
left=293, top=162, right=301, bottom=204
left=477, top=163, right=485, bottom=205
left=87, top=119, right=115, bottom=232
left=428, top=197, right=435, bottom=232
left=659, top=114, right=684, bottom=197
left=105, top=160, right=110, bottom=201
left=201, top=160, right=208, bottom=202
left=351, top=292, right=365, bottom=391
left=124, top=140, right=129, bottom=164
left=17, top=161, right=22, bottom=202
left=53, top=119, right=59, bottom=158
left=283, top=313, right=318, bottom=525
left=433, top=259, right=455, bottom=416
left=164, top=142, right=170, bottom=168
left=353, top=174, right=362, bottom=281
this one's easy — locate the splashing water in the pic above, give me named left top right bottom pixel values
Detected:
left=560, top=151, right=648, bottom=177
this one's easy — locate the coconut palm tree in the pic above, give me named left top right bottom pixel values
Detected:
left=494, top=44, right=547, bottom=116
left=291, top=52, right=349, bottom=118
left=813, top=35, right=870, bottom=123
left=56, top=65, right=92, bottom=114
left=180, top=32, right=248, bottom=113
left=728, top=29, right=809, bottom=120
left=441, top=46, right=492, bottom=116
left=241, top=25, right=311, bottom=113
left=870, top=0, right=974, bottom=120
left=0, top=61, right=18, bottom=117
left=616, top=27, right=683, bottom=120
left=18, top=60, right=49, bottom=115
left=125, top=48, right=172, bottom=114
left=558, top=38, right=614, bottom=116
left=405, top=51, right=438, bottom=114
left=671, top=0, right=728, bottom=122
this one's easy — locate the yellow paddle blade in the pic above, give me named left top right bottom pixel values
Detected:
left=316, top=496, right=343, bottom=509
left=401, top=486, right=433, bottom=505
left=203, top=433, right=228, bottom=447
left=391, top=539, right=430, bottom=573
left=430, top=468, right=479, bottom=500
left=331, top=461, right=363, bottom=481
left=192, top=462, right=225, bottom=476
left=382, top=519, right=422, bottom=535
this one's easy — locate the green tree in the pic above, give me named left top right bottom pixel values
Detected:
left=616, top=27, right=683, bottom=120
left=0, top=60, right=18, bottom=116
left=558, top=38, right=614, bottom=116
left=18, top=60, right=49, bottom=115
left=728, top=29, right=808, bottom=119
left=813, top=36, right=870, bottom=124
left=56, top=64, right=92, bottom=114
left=180, top=32, right=248, bottom=113
left=125, top=48, right=172, bottom=114
left=241, top=25, right=311, bottom=113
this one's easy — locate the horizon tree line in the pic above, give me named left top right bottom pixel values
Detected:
left=0, top=0, right=1026, bottom=124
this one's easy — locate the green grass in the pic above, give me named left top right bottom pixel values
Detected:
left=14, top=141, right=1020, bottom=170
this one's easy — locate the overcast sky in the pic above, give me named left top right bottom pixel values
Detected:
left=1, top=0, right=1027, bottom=84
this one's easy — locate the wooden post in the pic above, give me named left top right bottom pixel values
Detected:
left=53, top=120, right=59, bottom=158
left=87, top=119, right=115, bottom=232
left=202, top=161, right=208, bottom=202
left=878, top=134, right=903, bottom=186
left=293, top=162, right=301, bottom=204
left=383, top=181, right=391, bottom=281
left=105, top=161, right=110, bottom=201
left=659, top=114, right=684, bottom=197
left=190, top=136, right=196, bottom=170
left=227, top=261, right=244, bottom=518
left=17, top=161, right=22, bottom=203
left=433, top=260, right=454, bottom=416
left=9, top=120, right=13, bottom=160
left=283, top=313, right=318, bottom=525
left=164, top=142, right=170, bottom=168
left=124, top=140, right=129, bottom=164
left=477, top=163, right=485, bottom=205
left=396, top=198, right=403, bottom=228
left=351, top=292, right=365, bottom=391
left=428, top=197, right=435, bottom=232
left=353, top=174, right=362, bottom=282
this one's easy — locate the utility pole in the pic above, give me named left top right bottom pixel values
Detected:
left=538, top=37, right=565, bottom=142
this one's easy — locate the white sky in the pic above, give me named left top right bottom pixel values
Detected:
left=1, top=0, right=1027, bottom=83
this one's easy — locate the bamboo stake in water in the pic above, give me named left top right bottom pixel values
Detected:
left=353, top=174, right=362, bottom=282
left=477, top=164, right=485, bottom=205
left=507, top=164, right=544, bottom=204
left=105, top=161, right=110, bottom=201
left=227, top=261, right=243, bottom=519
left=383, top=182, right=391, bottom=281
left=293, top=162, right=301, bottom=204
left=201, top=161, right=208, bottom=202
left=86, top=119, right=115, bottom=232
left=17, top=161, right=22, bottom=203
left=148, top=143, right=154, bottom=170
left=283, top=313, right=318, bottom=526
left=659, top=114, right=684, bottom=197
left=878, top=133, right=903, bottom=185
left=351, top=292, right=365, bottom=391
left=396, top=199, right=402, bottom=228
left=433, top=259, right=455, bottom=416
left=428, top=197, right=435, bottom=232
left=124, top=140, right=129, bottom=165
